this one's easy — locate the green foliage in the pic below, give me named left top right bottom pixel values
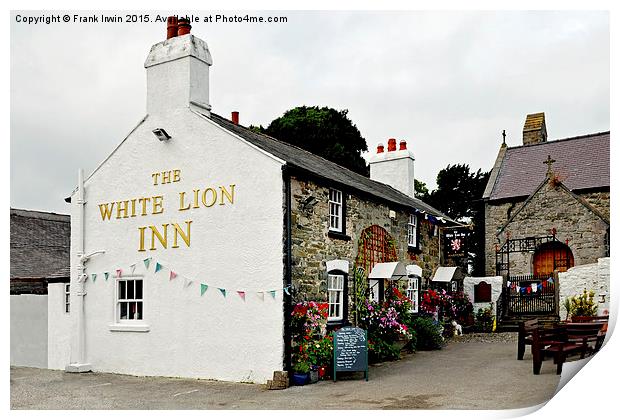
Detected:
left=292, top=360, right=311, bottom=374
left=425, top=164, right=490, bottom=275
left=305, top=334, right=333, bottom=368
left=475, top=304, right=495, bottom=332
left=569, top=290, right=598, bottom=318
left=265, top=106, right=369, bottom=176
left=414, top=179, right=430, bottom=199
left=409, top=316, right=444, bottom=350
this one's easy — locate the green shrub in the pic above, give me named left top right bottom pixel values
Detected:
left=409, top=316, right=443, bottom=350
left=475, top=304, right=494, bottom=332
left=569, top=290, right=598, bottom=318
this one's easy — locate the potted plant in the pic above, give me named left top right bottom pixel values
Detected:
left=291, top=360, right=311, bottom=386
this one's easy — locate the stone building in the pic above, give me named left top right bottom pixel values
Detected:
left=48, top=19, right=454, bottom=383
left=483, top=113, right=610, bottom=279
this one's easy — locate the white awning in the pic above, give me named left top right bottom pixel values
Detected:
left=406, top=264, right=423, bottom=278
left=432, top=266, right=458, bottom=282
left=368, top=262, right=408, bottom=280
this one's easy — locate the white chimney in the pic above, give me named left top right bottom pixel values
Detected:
left=369, top=138, right=416, bottom=198
left=144, top=17, right=213, bottom=116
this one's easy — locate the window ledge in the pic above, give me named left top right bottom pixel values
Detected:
left=328, top=231, right=351, bottom=241
left=108, top=323, right=150, bottom=332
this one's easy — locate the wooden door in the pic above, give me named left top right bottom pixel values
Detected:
left=533, top=243, right=574, bottom=277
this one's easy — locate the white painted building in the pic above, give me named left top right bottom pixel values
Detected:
left=49, top=19, right=454, bottom=383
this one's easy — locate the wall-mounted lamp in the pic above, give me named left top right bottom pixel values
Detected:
left=152, top=128, right=172, bottom=141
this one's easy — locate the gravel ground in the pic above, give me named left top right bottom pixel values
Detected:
left=448, top=332, right=518, bottom=344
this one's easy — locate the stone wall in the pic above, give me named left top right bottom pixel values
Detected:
left=558, top=258, right=610, bottom=320
left=580, top=190, right=610, bottom=221
left=485, top=181, right=609, bottom=276
left=290, top=176, right=440, bottom=303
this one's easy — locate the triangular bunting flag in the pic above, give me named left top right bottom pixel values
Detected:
left=169, top=271, right=177, bottom=281
left=155, top=263, right=163, bottom=273
left=257, top=291, right=265, bottom=300
left=92, top=273, right=97, bottom=282
left=104, top=272, right=109, bottom=281
left=200, top=284, right=208, bottom=296
left=237, top=291, right=246, bottom=301
left=130, top=264, right=136, bottom=274
left=116, top=269, right=122, bottom=278
left=143, top=257, right=152, bottom=269
left=218, top=288, right=227, bottom=297
left=283, top=286, right=291, bottom=296
left=183, top=278, right=193, bottom=288
left=269, top=290, right=276, bottom=299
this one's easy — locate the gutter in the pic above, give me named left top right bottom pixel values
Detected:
left=283, top=165, right=293, bottom=373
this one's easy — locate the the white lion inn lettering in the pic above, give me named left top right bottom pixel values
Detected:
left=96, top=169, right=236, bottom=251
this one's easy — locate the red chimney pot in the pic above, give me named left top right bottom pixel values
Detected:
left=231, top=111, right=239, bottom=125
left=387, top=138, right=397, bottom=152
left=377, top=144, right=384, bottom=153
left=399, top=140, right=407, bottom=150
left=166, top=16, right=178, bottom=39
left=177, top=18, right=192, bottom=36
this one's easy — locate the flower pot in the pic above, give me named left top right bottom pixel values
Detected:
left=291, top=372, right=310, bottom=386
left=309, top=370, right=319, bottom=384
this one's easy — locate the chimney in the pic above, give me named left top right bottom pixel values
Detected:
left=369, top=138, right=416, bottom=198
left=144, top=16, right=213, bottom=116
left=231, top=111, right=239, bottom=125
left=522, top=112, right=547, bottom=145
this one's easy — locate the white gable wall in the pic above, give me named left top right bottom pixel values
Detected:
left=64, top=108, right=285, bottom=383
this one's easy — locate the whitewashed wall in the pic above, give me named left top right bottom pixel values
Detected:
left=47, top=283, right=72, bottom=369
left=11, top=294, right=48, bottom=368
left=62, top=108, right=285, bottom=383
left=463, top=276, right=503, bottom=314
left=558, top=258, right=610, bottom=321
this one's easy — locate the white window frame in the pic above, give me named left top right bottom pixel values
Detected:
left=407, top=214, right=418, bottom=247
left=115, top=277, right=144, bottom=323
left=64, top=283, right=70, bottom=313
left=328, top=189, right=343, bottom=233
left=327, top=274, right=344, bottom=321
left=406, top=277, right=419, bottom=313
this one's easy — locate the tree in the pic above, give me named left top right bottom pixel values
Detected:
left=414, top=179, right=430, bottom=200
left=425, top=164, right=490, bottom=276
left=263, top=106, right=369, bottom=176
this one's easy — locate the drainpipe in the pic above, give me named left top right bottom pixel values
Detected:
left=66, top=169, right=104, bottom=373
left=283, top=166, right=292, bottom=373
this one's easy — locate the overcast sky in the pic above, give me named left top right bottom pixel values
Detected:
left=10, top=10, right=609, bottom=214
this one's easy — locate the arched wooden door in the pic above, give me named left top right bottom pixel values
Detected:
left=533, top=242, right=574, bottom=277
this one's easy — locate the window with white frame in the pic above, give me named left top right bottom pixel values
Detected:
left=406, top=277, right=419, bottom=313
left=407, top=214, right=418, bottom=247
left=64, top=283, right=70, bottom=313
left=116, top=278, right=143, bottom=321
left=327, top=274, right=344, bottom=321
left=328, top=189, right=343, bottom=232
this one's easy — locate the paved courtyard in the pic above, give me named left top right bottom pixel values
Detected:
left=11, top=334, right=563, bottom=410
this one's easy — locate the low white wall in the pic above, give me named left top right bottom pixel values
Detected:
left=463, top=276, right=503, bottom=314
left=558, top=257, right=610, bottom=321
left=47, top=283, right=72, bottom=370
left=10, top=294, right=48, bottom=368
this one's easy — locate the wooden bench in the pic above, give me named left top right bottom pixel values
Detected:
left=571, top=315, right=609, bottom=323
left=565, top=322, right=606, bottom=356
left=517, top=319, right=559, bottom=360
left=531, top=326, right=590, bottom=375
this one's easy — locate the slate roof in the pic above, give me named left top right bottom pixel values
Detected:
left=10, top=208, right=71, bottom=280
left=486, top=131, right=610, bottom=201
left=207, top=113, right=455, bottom=223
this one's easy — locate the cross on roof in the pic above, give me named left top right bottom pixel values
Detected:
left=543, top=154, right=556, bottom=176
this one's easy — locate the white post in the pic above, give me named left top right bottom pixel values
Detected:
left=66, top=169, right=92, bottom=373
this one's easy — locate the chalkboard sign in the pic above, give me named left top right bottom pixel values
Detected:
left=333, top=327, right=368, bottom=382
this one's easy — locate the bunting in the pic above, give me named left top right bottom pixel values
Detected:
left=116, top=269, right=122, bottom=278
left=155, top=263, right=163, bottom=273
left=269, top=290, right=277, bottom=299
left=104, top=272, right=109, bottom=281
left=170, top=271, right=177, bottom=281
left=218, top=288, right=227, bottom=297
left=129, top=264, right=136, bottom=274
left=183, top=278, right=193, bottom=288
left=92, top=273, right=97, bottom=282
left=200, top=284, right=209, bottom=296
left=237, top=291, right=246, bottom=301
left=144, top=257, right=152, bottom=269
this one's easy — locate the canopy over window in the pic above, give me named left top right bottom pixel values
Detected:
left=368, top=262, right=407, bottom=280
left=432, top=266, right=459, bottom=282
left=406, top=264, right=423, bottom=278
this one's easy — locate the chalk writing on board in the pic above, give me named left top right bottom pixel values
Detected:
left=334, top=327, right=368, bottom=376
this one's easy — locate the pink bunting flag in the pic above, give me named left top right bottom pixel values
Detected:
left=237, top=291, right=246, bottom=301
left=116, top=269, right=122, bottom=278
left=170, top=271, right=177, bottom=281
